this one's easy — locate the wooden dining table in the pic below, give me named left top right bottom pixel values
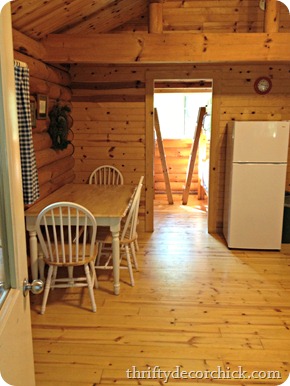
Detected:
left=25, top=183, right=135, bottom=295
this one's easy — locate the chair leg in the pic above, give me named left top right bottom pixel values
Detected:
left=51, top=266, right=58, bottom=290
left=84, top=263, right=97, bottom=312
left=96, top=242, right=103, bottom=265
left=41, top=265, right=53, bottom=314
left=130, top=241, right=138, bottom=270
left=38, top=244, right=45, bottom=282
left=134, top=238, right=139, bottom=252
left=90, top=260, right=98, bottom=289
left=124, top=245, right=134, bottom=286
left=68, top=266, right=74, bottom=286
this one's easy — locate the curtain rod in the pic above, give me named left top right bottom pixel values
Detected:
left=14, top=59, right=28, bottom=68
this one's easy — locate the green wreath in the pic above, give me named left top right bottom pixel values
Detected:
left=48, top=104, right=73, bottom=150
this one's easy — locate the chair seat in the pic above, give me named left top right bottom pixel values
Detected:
left=43, top=252, right=96, bottom=267
left=96, top=227, right=136, bottom=245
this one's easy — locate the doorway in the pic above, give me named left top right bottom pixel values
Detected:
left=153, top=81, right=212, bottom=214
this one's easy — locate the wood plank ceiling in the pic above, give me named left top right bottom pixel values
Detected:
left=11, top=0, right=148, bottom=40
left=12, top=0, right=290, bottom=41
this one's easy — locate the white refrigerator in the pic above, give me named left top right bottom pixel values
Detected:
left=223, top=121, right=290, bottom=250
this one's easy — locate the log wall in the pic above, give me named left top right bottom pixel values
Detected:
left=13, top=51, right=74, bottom=205
left=71, top=63, right=290, bottom=232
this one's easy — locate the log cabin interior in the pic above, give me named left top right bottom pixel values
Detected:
left=10, top=0, right=290, bottom=234
left=1, top=0, right=290, bottom=384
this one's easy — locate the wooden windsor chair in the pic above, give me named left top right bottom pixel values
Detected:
left=95, top=176, right=144, bottom=286
left=89, top=165, right=124, bottom=185
left=36, top=202, right=98, bottom=314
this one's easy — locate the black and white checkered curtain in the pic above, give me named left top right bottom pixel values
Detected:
left=14, top=63, right=39, bottom=205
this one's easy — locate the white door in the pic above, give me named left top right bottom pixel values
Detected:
left=231, top=121, right=290, bottom=163
left=227, top=163, right=287, bottom=250
left=0, top=4, right=36, bottom=385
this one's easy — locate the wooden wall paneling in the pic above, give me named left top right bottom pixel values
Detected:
left=162, top=0, right=265, bottom=33
left=145, top=71, right=155, bottom=232
left=72, top=104, right=144, bottom=121
left=73, top=132, right=144, bottom=146
left=164, top=0, right=260, bottom=8
left=202, top=21, right=264, bottom=33
left=73, top=139, right=145, bottom=158
left=70, top=64, right=147, bottom=83
left=71, top=63, right=290, bottom=234
left=71, top=100, right=146, bottom=213
left=72, top=81, right=146, bottom=91
left=155, top=156, right=196, bottom=172
left=209, top=79, right=223, bottom=232
left=155, top=145, right=196, bottom=158
left=72, top=88, right=144, bottom=99
left=155, top=180, right=198, bottom=192
left=72, top=95, right=145, bottom=103
left=72, top=119, right=145, bottom=134
left=77, top=98, right=145, bottom=225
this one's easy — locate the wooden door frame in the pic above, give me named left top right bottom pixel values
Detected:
left=145, top=69, right=221, bottom=234
left=0, top=3, right=36, bottom=384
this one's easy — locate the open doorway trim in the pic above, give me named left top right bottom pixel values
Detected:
left=145, top=69, right=221, bottom=234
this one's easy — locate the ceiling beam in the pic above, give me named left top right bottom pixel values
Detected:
left=25, top=32, right=290, bottom=64
left=149, top=1, right=163, bottom=34
left=264, top=0, right=280, bottom=33
left=13, top=28, right=46, bottom=60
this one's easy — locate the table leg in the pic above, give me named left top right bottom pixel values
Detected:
left=111, top=229, right=120, bottom=295
left=29, top=230, right=38, bottom=280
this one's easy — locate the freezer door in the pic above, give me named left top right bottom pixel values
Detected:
left=231, top=121, right=289, bottom=163
left=226, top=163, right=287, bottom=250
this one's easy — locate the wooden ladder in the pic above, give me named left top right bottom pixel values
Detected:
left=182, top=106, right=206, bottom=205
left=154, top=108, right=173, bottom=205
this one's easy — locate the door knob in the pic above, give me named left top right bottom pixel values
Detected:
left=23, top=278, right=44, bottom=297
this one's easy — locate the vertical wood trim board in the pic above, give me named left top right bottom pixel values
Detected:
left=154, top=108, right=174, bottom=205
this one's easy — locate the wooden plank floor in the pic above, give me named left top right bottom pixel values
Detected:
left=30, top=194, right=290, bottom=385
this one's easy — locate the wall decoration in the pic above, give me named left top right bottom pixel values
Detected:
left=48, top=104, right=74, bottom=150
left=254, top=77, right=272, bottom=95
left=30, top=100, right=36, bottom=128
left=37, top=94, right=48, bottom=119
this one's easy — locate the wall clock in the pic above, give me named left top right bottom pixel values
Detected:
left=254, top=77, right=272, bottom=95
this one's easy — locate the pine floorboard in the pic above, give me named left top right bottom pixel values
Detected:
left=30, top=194, right=290, bottom=385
